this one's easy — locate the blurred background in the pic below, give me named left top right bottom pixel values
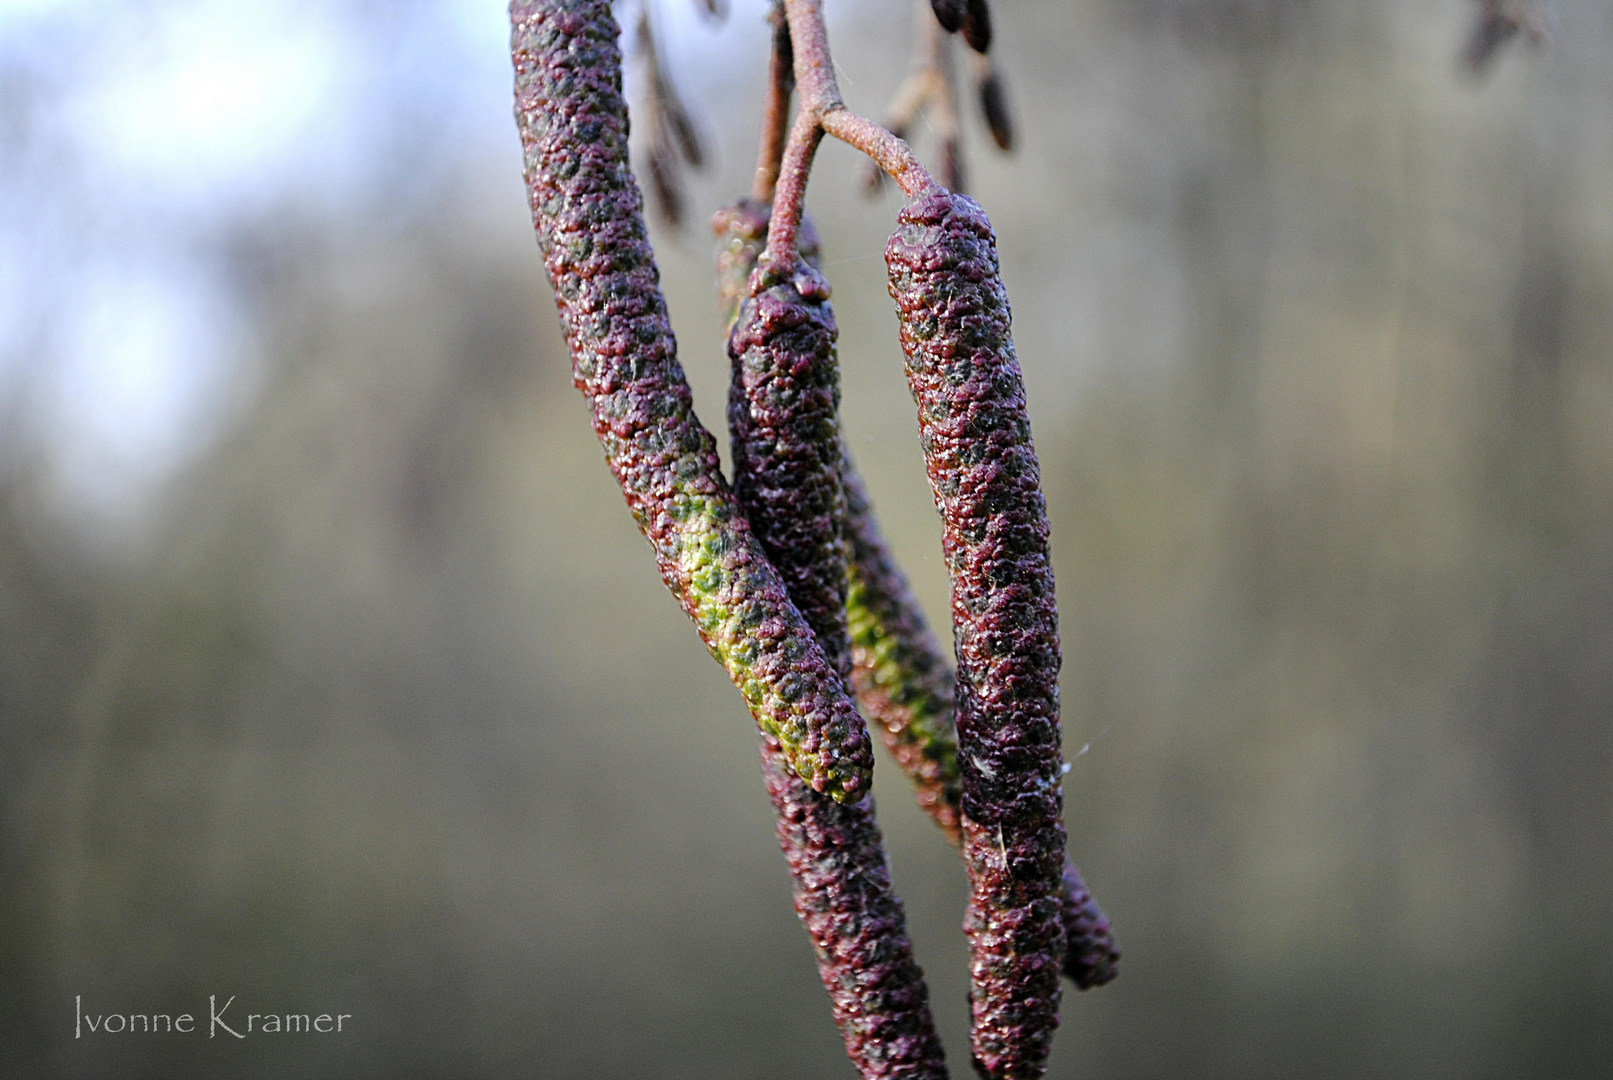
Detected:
left=2, top=0, right=1610, bottom=1076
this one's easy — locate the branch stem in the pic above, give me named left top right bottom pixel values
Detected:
left=751, top=4, right=795, bottom=203
left=761, top=0, right=938, bottom=271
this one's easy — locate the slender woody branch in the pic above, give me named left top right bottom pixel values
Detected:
left=752, top=3, right=795, bottom=203
left=762, top=0, right=939, bottom=274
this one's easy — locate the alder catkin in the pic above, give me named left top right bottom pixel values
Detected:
left=729, top=259, right=851, bottom=677
left=510, top=0, right=874, bottom=802
left=723, top=213, right=949, bottom=1079
left=887, top=190, right=1065, bottom=1080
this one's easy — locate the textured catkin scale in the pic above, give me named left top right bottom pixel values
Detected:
left=728, top=260, right=850, bottom=676
left=722, top=204, right=949, bottom=1080
left=887, top=191, right=1065, bottom=1080
left=509, top=0, right=873, bottom=802
left=760, top=743, right=950, bottom=1080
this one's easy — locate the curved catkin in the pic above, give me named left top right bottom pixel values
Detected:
left=509, top=0, right=873, bottom=803
left=886, top=190, right=1065, bottom=1080
left=760, top=742, right=950, bottom=1079
left=724, top=209, right=949, bottom=1080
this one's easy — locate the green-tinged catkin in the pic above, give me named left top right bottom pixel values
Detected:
left=510, top=0, right=873, bottom=802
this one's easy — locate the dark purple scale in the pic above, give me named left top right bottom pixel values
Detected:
left=729, top=258, right=850, bottom=677
left=887, top=191, right=1065, bottom=1080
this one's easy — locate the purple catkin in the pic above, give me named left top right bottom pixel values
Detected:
left=509, top=0, right=874, bottom=802
left=887, top=191, right=1065, bottom=1080
left=728, top=258, right=850, bottom=677
left=847, top=468, right=1119, bottom=991
left=717, top=201, right=1119, bottom=992
left=1059, top=862, right=1120, bottom=989
left=761, top=735, right=951, bottom=1080
left=723, top=204, right=949, bottom=1080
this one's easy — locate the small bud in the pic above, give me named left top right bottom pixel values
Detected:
left=930, top=0, right=966, bottom=33
left=962, top=0, right=992, bottom=53
left=978, top=66, right=1014, bottom=152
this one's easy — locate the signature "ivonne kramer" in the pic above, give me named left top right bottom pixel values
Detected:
left=75, top=995, right=351, bottom=1038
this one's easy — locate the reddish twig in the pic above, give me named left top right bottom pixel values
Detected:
left=760, top=0, right=939, bottom=277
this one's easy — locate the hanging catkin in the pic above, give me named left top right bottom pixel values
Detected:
left=724, top=208, right=949, bottom=1078
left=510, top=0, right=873, bottom=802
left=887, top=190, right=1065, bottom=1080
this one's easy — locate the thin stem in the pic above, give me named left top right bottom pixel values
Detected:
left=762, top=0, right=938, bottom=271
left=822, top=110, right=934, bottom=196
left=929, top=10, right=963, bottom=193
left=751, top=3, right=794, bottom=203
left=762, top=108, right=824, bottom=274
